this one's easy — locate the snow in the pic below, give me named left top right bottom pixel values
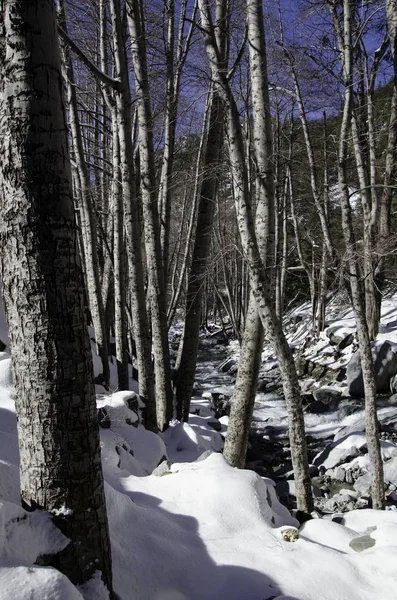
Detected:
left=1, top=293, right=397, bottom=598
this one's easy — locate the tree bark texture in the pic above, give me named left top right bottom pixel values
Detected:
left=199, top=0, right=313, bottom=514
left=127, top=0, right=173, bottom=430
left=174, top=90, right=225, bottom=421
left=0, top=0, right=113, bottom=589
left=109, top=0, right=157, bottom=429
left=335, top=0, right=384, bottom=509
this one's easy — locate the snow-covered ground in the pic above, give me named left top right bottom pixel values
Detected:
left=1, top=294, right=397, bottom=599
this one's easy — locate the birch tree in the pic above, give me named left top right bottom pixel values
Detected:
left=330, top=0, right=384, bottom=509
left=198, top=0, right=313, bottom=515
left=0, top=0, right=113, bottom=588
left=174, top=0, right=228, bottom=421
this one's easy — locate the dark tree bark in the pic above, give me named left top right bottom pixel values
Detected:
left=174, top=89, right=225, bottom=421
left=0, top=0, right=113, bottom=590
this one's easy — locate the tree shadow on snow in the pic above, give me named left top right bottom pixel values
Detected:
left=110, top=483, right=299, bottom=600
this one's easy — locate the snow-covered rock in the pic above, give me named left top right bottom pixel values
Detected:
left=347, top=340, right=397, bottom=396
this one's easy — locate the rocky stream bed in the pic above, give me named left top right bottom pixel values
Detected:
left=185, top=329, right=397, bottom=520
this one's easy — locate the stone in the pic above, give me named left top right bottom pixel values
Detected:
left=349, top=535, right=376, bottom=552
left=326, top=326, right=355, bottom=347
left=281, top=527, right=299, bottom=542
left=347, top=340, right=397, bottom=397
left=305, top=400, right=330, bottom=414
left=324, top=499, right=338, bottom=512
left=334, top=467, right=346, bottom=482
left=218, top=358, right=236, bottom=373
left=354, top=472, right=372, bottom=497
left=355, top=498, right=369, bottom=509
left=338, top=333, right=354, bottom=351
left=312, top=386, right=342, bottom=405
left=207, top=419, right=222, bottom=432
left=152, top=460, right=172, bottom=476
left=390, top=374, right=397, bottom=393
left=125, top=393, right=139, bottom=413
left=195, top=450, right=213, bottom=462
left=388, top=393, right=397, bottom=406
left=384, top=456, right=397, bottom=487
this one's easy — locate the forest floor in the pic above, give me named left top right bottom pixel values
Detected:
left=1, top=294, right=397, bottom=599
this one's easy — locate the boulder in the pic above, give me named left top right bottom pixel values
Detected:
left=353, top=472, right=372, bottom=497
left=349, top=535, right=376, bottom=552
left=326, top=325, right=355, bottom=347
left=312, top=386, right=342, bottom=405
left=346, top=340, right=397, bottom=397
left=218, top=358, right=236, bottom=373
left=383, top=456, right=397, bottom=487
left=152, top=459, right=172, bottom=476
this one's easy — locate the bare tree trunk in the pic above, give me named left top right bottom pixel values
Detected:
left=127, top=0, right=173, bottom=430
left=56, top=0, right=111, bottom=387
left=158, top=0, right=196, bottom=280
left=174, top=89, right=225, bottom=420
left=108, top=0, right=156, bottom=428
left=332, top=0, right=384, bottom=509
left=213, top=0, right=312, bottom=514
left=0, top=0, right=113, bottom=590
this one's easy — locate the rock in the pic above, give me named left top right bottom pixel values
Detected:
left=280, top=527, right=299, bottom=542
left=326, top=326, right=355, bottom=347
left=347, top=340, right=397, bottom=397
left=207, top=419, right=222, bottom=432
left=324, top=498, right=338, bottom=512
left=0, top=353, right=13, bottom=387
left=339, top=488, right=358, bottom=499
left=354, top=472, right=372, bottom=496
left=314, top=442, right=362, bottom=470
left=125, top=393, right=139, bottom=413
left=388, top=393, right=397, bottom=405
left=384, top=456, right=397, bottom=486
left=355, top=498, right=369, bottom=509
left=312, top=386, right=342, bottom=405
left=390, top=374, right=397, bottom=393
left=195, top=450, right=213, bottom=462
left=334, top=467, right=346, bottom=482
left=349, top=535, right=376, bottom=552
left=152, top=460, right=172, bottom=476
left=338, top=333, right=354, bottom=351
left=218, top=358, right=236, bottom=373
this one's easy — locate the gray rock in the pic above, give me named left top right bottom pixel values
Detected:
left=347, top=340, right=397, bottom=397
left=207, top=419, right=222, bottom=432
left=324, top=499, right=338, bottom=512
left=334, top=467, right=346, bottom=482
left=388, top=393, right=397, bottom=405
left=338, top=493, right=352, bottom=504
left=355, top=498, right=369, bottom=509
left=338, top=333, right=354, bottom=351
left=384, top=456, right=397, bottom=487
left=349, top=535, right=376, bottom=552
left=218, top=358, right=236, bottom=373
left=195, top=450, right=213, bottom=462
left=152, top=460, right=172, bottom=476
left=390, top=374, right=397, bottom=393
left=312, top=387, right=342, bottom=405
left=354, top=472, right=372, bottom=496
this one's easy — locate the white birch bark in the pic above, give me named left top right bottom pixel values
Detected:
left=332, top=0, right=384, bottom=509
left=127, top=0, right=173, bottom=430
left=199, top=0, right=313, bottom=514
